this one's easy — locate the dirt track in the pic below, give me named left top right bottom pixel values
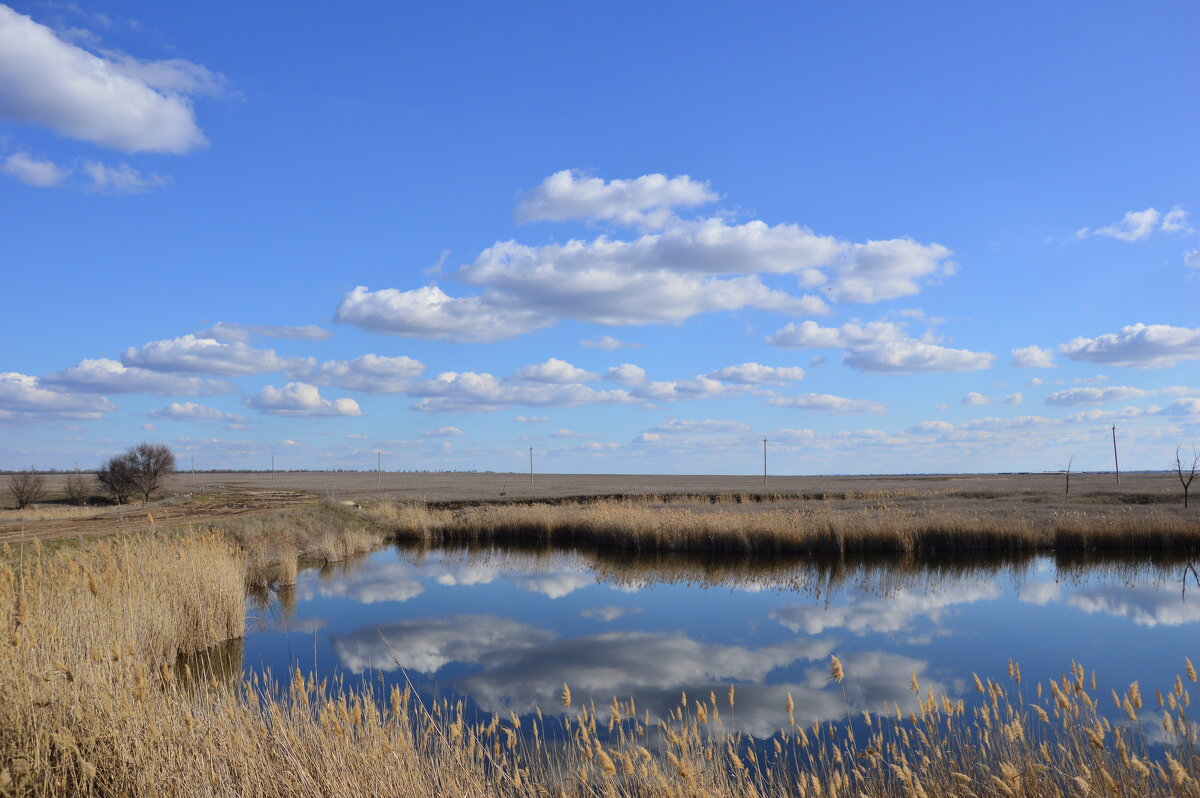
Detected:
left=0, top=488, right=309, bottom=546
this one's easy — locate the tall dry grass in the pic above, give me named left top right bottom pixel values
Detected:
left=367, top=498, right=1200, bottom=554
left=3, top=530, right=1200, bottom=795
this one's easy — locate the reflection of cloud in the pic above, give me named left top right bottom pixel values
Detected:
left=331, top=613, right=943, bottom=736
left=430, top=564, right=500, bottom=587
left=513, top=572, right=593, bottom=599
left=299, top=561, right=424, bottom=605
left=333, top=615, right=555, bottom=673
left=1018, top=581, right=1061, bottom=605
left=290, top=617, right=328, bottom=634
left=770, top=583, right=998, bottom=636
left=1067, top=586, right=1200, bottom=628
left=581, top=605, right=643, bottom=622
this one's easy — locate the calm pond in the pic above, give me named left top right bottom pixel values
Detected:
left=219, top=545, right=1200, bottom=740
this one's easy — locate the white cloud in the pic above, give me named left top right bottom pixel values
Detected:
left=1002, top=392, right=1023, bottom=405
left=333, top=285, right=552, bottom=343
left=310, top=354, right=426, bottom=393
left=580, top=605, right=642, bottom=622
left=767, top=393, right=887, bottom=414
left=766, top=320, right=992, bottom=373
left=1160, top=398, right=1200, bottom=416
left=1185, top=250, right=1200, bottom=270
left=511, top=415, right=549, bottom=423
left=580, top=335, right=640, bottom=351
left=1044, top=386, right=1149, bottom=406
left=195, top=322, right=331, bottom=344
left=1088, top=207, right=1161, bottom=241
left=1011, top=345, right=1055, bottom=368
left=0, top=371, right=114, bottom=420
left=1059, top=324, right=1200, bottom=368
left=337, top=174, right=958, bottom=341
left=1, top=152, right=67, bottom=187
left=514, top=169, right=717, bottom=229
left=844, top=340, right=993, bottom=373
left=82, top=160, right=169, bottom=193
left=646, top=418, right=751, bottom=435
left=122, top=334, right=309, bottom=376
left=962, top=392, right=991, bottom=406
left=549, top=428, right=597, bottom=439
left=408, top=371, right=633, bottom=413
left=511, top=358, right=597, bottom=383
left=42, top=358, right=233, bottom=396
left=1160, top=206, right=1192, bottom=234
left=636, top=376, right=747, bottom=402
left=0, top=5, right=210, bottom=153
left=148, top=401, right=245, bottom=424
left=831, top=239, right=954, bottom=303
left=705, top=363, right=805, bottom=384
left=603, top=363, right=647, bottom=386
left=908, top=420, right=955, bottom=435
left=771, top=582, right=998, bottom=636
left=248, top=382, right=362, bottom=417
left=422, top=426, right=465, bottom=437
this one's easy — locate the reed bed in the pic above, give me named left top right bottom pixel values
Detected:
left=216, top=502, right=386, bottom=589
left=368, top=498, right=1200, bottom=554
left=3, top=530, right=1200, bottom=795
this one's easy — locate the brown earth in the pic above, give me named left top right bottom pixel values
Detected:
left=2, top=469, right=1184, bottom=545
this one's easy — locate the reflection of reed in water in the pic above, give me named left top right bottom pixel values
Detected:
left=396, top=541, right=1200, bottom=600
left=174, top=637, right=245, bottom=692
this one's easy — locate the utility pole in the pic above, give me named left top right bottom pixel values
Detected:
left=1111, top=424, right=1120, bottom=486
left=529, top=446, right=534, bottom=486
left=271, top=454, right=275, bottom=483
left=377, top=452, right=381, bottom=487
left=763, top=437, right=768, bottom=486
left=191, top=456, right=195, bottom=490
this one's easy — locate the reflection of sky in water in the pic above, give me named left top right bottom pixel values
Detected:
left=244, top=547, right=1200, bottom=738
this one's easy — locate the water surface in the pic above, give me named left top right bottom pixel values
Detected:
left=237, top=545, right=1200, bottom=739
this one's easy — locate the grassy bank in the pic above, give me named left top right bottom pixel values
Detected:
left=366, top=496, right=1200, bottom=554
left=3, top=530, right=1200, bottom=795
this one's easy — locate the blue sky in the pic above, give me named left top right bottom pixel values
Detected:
left=1, top=1, right=1197, bottom=474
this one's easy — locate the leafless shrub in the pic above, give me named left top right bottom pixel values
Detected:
left=64, top=472, right=90, bottom=506
left=7, top=468, right=45, bottom=509
left=1177, top=442, right=1199, bottom=509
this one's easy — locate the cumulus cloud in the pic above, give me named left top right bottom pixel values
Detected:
left=1075, top=206, right=1192, bottom=241
left=333, top=285, right=552, bottom=343
left=634, top=375, right=749, bottom=402
left=1059, top=324, right=1200, bottom=368
left=1011, top=345, right=1055, bottom=368
left=603, top=363, right=647, bottom=386
left=580, top=335, right=640, bottom=351
left=511, top=415, right=549, bottom=423
left=309, top=354, right=425, bottom=393
left=122, top=335, right=309, bottom=376
left=767, top=393, right=887, bottom=414
left=1045, top=385, right=1148, bottom=406
left=514, top=169, right=717, bottom=229
left=1002, top=393, right=1023, bottom=405
left=422, top=426, right=465, bottom=437
left=408, top=371, right=633, bottom=413
left=1, top=151, right=67, bottom=187
left=248, top=382, right=362, bottom=417
left=148, top=401, right=245, bottom=424
left=767, top=320, right=992, bottom=373
left=844, top=341, right=993, bottom=373
left=645, top=418, right=751, bottom=435
left=704, top=363, right=805, bottom=384
left=81, top=160, right=169, bottom=193
left=337, top=174, right=957, bottom=342
left=0, top=5, right=211, bottom=153
left=1185, top=250, right=1200, bottom=270
left=549, top=428, right=597, bottom=439
left=195, top=322, right=332, bottom=344
left=962, top=392, right=991, bottom=406
left=42, top=358, right=233, bottom=396
left=511, top=358, right=597, bottom=383
left=0, top=371, right=115, bottom=420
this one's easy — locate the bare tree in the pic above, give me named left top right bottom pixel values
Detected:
left=96, top=453, right=138, bottom=505
left=1176, top=443, right=1199, bottom=509
left=1064, top=454, right=1075, bottom=499
left=64, top=472, right=90, bottom=506
left=7, top=468, right=45, bottom=509
left=130, top=443, right=176, bottom=503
